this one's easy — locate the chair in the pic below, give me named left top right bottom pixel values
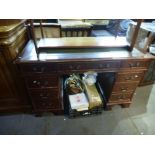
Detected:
left=58, top=19, right=92, bottom=37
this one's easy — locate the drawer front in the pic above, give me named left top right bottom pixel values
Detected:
left=20, top=63, right=58, bottom=74
left=116, top=72, right=144, bottom=82
left=121, top=60, right=148, bottom=69
left=32, top=99, right=60, bottom=110
left=29, top=89, right=59, bottom=101
left=59, top=61, right=121, bottom=71
left=29, top=89, right=61, bottom=110
left=25, top=75, right=59, bottom=89
left=112, top=82, right=139, bottom=93
left=109, top=92, right=133, bottom=102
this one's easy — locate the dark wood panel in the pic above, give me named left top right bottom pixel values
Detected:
left=29, top=89, right=62, bottom=111
left=109, top=92, right=134, bottom=103
left=19, top=63, right=58, bottom=74
left=116, top=72, right=144, bottom=82
left=32, top=100, right=60, bottom=110
left=0, top=52, right=15, bottom=98
left=29, top=88, right=59, bottom=100
left=58, top=61, right=121, bottom=72
left=121, top=60, right=149, bottom=69
left=0, top=52, right=32, bottom=112
left=112, top=81, right=139, bottom=93
left=25, top=75, right=59, bottom=89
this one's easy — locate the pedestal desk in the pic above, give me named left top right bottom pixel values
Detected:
left=15, top=37, right=155, bottom=115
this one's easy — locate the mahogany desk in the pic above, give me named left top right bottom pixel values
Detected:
left=15, top=37, right=155, bottom=115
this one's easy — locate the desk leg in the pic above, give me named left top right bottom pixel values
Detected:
left=53, top=110, right=64, bottom=115
left=104, top=105, right=112, bottom=111
left=120, top=103, right=131, bottom=108
left=35, top=112, right=43, bottom=117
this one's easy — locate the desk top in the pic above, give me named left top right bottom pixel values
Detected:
left=16, top=37, right=155, bottom=63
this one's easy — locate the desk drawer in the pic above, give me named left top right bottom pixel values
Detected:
left=29, top=89, right=60, bottom=110
left=109, top=92, right=133, bottom=102
left=32, top=99, right=60, bottom=110
left=29, top=89, right=59, bottom=101
left=121, top=60, right=148, bottom=69
left=59, top=61, right=120, bottom=71
left=112, top=82, right=139, bottom=93
left=116, top=72, right=144, bottom=82
left=20, top=63, right=58, bottom=74
left=25, top=75, right=59, bottom=89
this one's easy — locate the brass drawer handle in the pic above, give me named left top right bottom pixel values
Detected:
left=33, top=80, right=41, bottom=85
left=125, top=75, right=139, bottom=80
left=134, top=75, right=139, bottom=78
left=129, top=63, right=134, bottom=68
left=125, top=76, right=132, bottom=80
left=117, top=95, right=125, bottom=99
left=41, top=67, right=45, bottom=72
left=136, top=62, right=140, bottom=67
left=69, top=65, right=80, bottom=70
left=32, top=67, right=45, bottom=72
left=121, top=87, right=128, bottom=92
left=106, top=64, right=110, bottom=68
left=76, top=65, right=80, bottom=69
left=69, top=65, right=73, bottom=69
left=32, top=80, right=49, bottom=87
left=99, top=63, right=110, bottom=68
left=129, top=62, right=140, bottom=68
left=99, top=64, right=103, bottom=68
left=40, top=93, right=49, bottom=98
left=32, top=67, right=37, bottom=71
